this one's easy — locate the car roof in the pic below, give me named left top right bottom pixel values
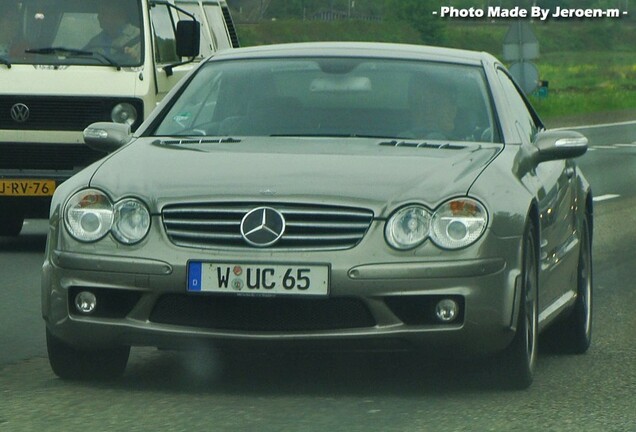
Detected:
left=208, top=42, right=498, bottom=67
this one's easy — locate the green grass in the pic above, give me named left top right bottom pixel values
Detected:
left=530, top=51, right=636, bottom=119
left=531, top=89, right=636, bottom=120
left=442, top=23, right=636, bottom=120
left=536, top=52, right=636, bottom=91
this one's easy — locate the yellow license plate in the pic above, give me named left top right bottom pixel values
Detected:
left=0, top=179, right=56, bottom=196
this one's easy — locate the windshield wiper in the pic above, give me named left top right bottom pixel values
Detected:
left=25, top=47, right=122, bottom=70
left=26, top=46, right=93, bottom=56
left=270, top=133, right=403, bottom=139
left=270, top=133, right=358, bottom=138
left=351, top=134, right=407, bottom=139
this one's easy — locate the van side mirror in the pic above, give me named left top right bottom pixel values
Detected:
left=176, top=20, right=200, bottom=58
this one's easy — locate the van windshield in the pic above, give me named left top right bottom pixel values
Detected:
left=0, top=0, right=143, bottom=67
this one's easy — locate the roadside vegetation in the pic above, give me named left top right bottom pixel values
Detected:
left=230, top=0, right=636, bottom=124
left=442, top=21, right=636, bottom=123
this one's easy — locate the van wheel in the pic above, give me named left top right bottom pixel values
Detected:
left=499, top=223, right=538, bottom=390
left=0, top=212, right=24, bottom=236
left=46, top=328, right=130, bottom=381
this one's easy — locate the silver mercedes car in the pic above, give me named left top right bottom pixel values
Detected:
left=41, top=42, right=592, bottom=389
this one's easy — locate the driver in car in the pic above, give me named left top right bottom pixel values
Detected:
left=404, top=75, right=460, bottom=140
left=84, top=1, right=141, bottom=64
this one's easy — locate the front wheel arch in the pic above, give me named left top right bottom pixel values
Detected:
left=497, top=218, right=539, bottom=390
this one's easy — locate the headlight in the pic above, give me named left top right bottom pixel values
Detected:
left=112, top=198, right=151, bottom=244
left=64, top=189, right=113, bottom=242
left=385, top=205, right=431, bottom=250
left=430, top=198, right=488, bottom=249
left=111, top=102, right=138, bottom=126
left=64, top=190, right=151, bottom=245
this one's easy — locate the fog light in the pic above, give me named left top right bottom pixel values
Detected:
left=75, top=291, right=97, bottom=314
left=435, top=299, right=459, bottom=322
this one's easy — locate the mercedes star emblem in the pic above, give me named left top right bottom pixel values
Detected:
left=10, top=103, right=30, bottom=123
left=240, top=207, right=286, bottom=247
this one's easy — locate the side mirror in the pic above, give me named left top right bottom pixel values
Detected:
left=176, top=20, right=201, bottom=58
left=534, top=130, right=588, bottom=162
left=83, top=122, right=132, bottom=153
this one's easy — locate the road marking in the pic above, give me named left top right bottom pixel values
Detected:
left=589, top=143, right=636, bottom=150
left=556, top=120, right=636, bottom=131
left=593, top=194, right=620, bottom=202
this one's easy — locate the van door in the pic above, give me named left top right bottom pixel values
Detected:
left=150, top=1, right=238, bottom=103
left=150, top=2, right=191, bottom=101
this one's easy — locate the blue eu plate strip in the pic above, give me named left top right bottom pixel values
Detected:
left=187, top=262, right=202, bottom=292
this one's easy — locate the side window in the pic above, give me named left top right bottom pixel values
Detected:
left=176, top=4, right=213, bottom=58
left=150, top=5, right=179, bottom=64
left=497, top=69, right=541, bottom=143
left=204, top=5, right=231, bottom=51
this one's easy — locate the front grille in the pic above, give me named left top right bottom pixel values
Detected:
left=0, top=143, right=105, bottom=171
left=150, top=295, right=376, bottom=332
left=163, top=203, right=374, bottom=251
left=0, top=96, right=143, bottom=131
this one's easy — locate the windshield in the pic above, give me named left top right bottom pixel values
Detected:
left=153, top=57, right=500, bottom=143
left=0, top=0, right=143, bottom=67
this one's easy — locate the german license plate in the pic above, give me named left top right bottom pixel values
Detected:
left=187, top=262, right=329, bottom=296
left=0, top=179, right=56, bottom=196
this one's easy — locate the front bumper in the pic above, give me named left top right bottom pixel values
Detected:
left=42, top=219, right=523, bottom=357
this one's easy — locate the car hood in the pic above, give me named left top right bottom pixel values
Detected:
left=90, top=137, right=503, bottom=216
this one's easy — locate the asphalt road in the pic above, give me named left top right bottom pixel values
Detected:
left=1, top=123, right=636, bottom=432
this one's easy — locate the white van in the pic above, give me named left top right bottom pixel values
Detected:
left=0, top=0, right=239, bottom=235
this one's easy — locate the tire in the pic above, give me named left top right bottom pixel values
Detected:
left=0, top=212, right=24, bottom=236
left=544, top=215, right=593, bottom=354
left=499, top=223, right=539, bottom=390
left=46, top=328, right=130, bottom=381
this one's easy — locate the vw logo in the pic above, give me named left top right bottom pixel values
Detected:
left=240, top=207, right=286, bottom=247
left=10, top=103, right=30, bottom=123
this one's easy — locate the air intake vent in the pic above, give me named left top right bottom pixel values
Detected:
left=162, top=203, right=373, bottom=251
left=150, top=295, right=376, bottom=331
left=160, top=137, right=241, bottom=145
left=379, top=140, right=466, bottom=150
left=221, top=6, right=240, bottom=48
